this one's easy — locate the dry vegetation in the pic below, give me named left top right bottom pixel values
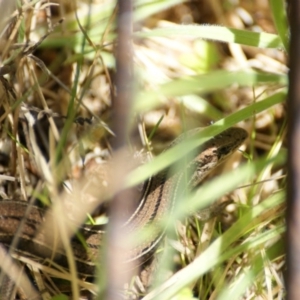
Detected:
left=0, top=0, right=287, bottom=299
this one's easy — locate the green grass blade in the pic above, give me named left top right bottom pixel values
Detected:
left=135, top=25, right=284, bottom=49
left=134, top=0, right=188, bottom=22
left=270, top=0, right=289, bottom=51
left=134, top=70, right=287, bottom=112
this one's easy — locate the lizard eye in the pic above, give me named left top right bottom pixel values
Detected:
left=217, top=145, right=234, bottom=158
